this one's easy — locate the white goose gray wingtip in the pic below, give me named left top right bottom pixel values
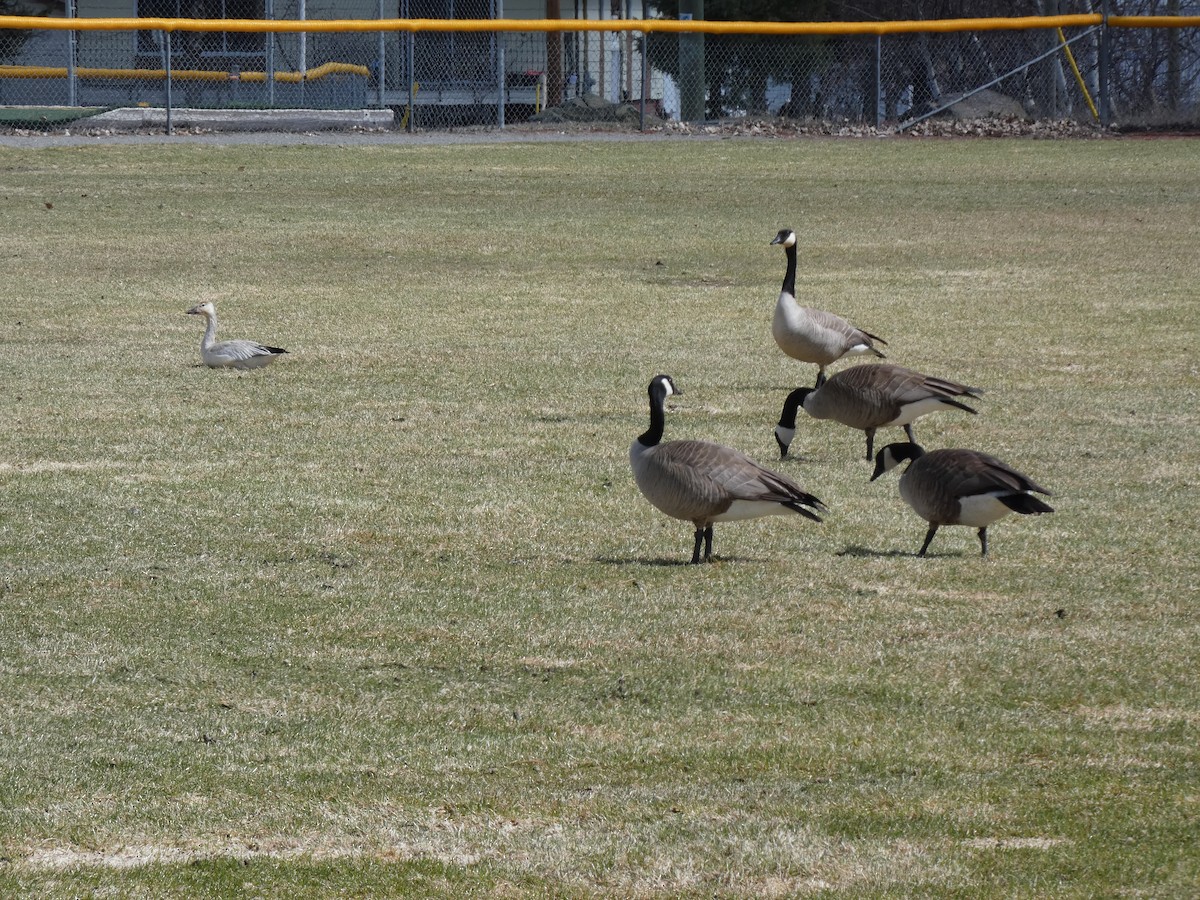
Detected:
left=186, top=300, right=287, bottom=371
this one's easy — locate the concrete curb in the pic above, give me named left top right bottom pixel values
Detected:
left=91, top=107, right=395, bottom=131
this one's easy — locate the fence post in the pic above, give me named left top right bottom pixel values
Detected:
left=299, top=0, right=306, bottom=106
left=678, top=0, right=705, bottom=121
left=406, top=31, right=416, bottom=132
left=377, top=0, right=386, bottom=109
left=495, top=0, right=505, bottom=128
left=1098, top=0, right=1110, bottom=127
left=873, top=34, right=881, bottom=129
left=639, top=31, right=648, bottom=131
left=265, top=0, right=275, bottom=107
left=162, top=30, right=173, bottom=135
left=66, top=0, right=77, bottom=106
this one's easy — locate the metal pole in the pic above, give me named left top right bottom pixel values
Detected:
left=406, top=31, right=415, bottom=132
left=639, top=31, right=647, bottom=131
left=873, top=34, right=881, bottom=129
left=162, top=31, right=173, bottom=136
left=495, top=0, right=505, bottom=128
left=66, top=0, right=77, bottom=106
left=265, top=0, right=275, bottom=107
left=678, top=0, right=704, bottom=122
left=299, top=0, right=306, bottom=107
left=376, top=0, right=386, bottom=109
left=1098, top=0, right=1111, bottom=128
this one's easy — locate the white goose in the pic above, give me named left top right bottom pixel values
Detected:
left=185, top=301, right=287, bottom=370
left=630, top=375, right=826, bottom=564
left=770, top=228, right=886, bottom=387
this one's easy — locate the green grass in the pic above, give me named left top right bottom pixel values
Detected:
left=1, top=135, right=1198, bottom=897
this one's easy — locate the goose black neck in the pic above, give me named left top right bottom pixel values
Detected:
left=781, top=241, right=797, bottom=298
left=777, top=387, right=811, bottom=429
left=638, top=386, right=666, bottom=447
left=897, top=442, right=925, bottom=465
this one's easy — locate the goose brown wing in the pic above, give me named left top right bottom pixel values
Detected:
left=652, top=440, right=823, bottom=511
left=922, top=449, right=1052, bottom=497
left=833, top=364, right=978, bottom=420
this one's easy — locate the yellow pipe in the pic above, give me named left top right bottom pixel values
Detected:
left=1056, top=26, right=1098, bottom=121
left=0, top=60, right=368, bottom=81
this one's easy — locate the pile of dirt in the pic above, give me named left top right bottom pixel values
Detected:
left=529, top=93, right=664, bottom=127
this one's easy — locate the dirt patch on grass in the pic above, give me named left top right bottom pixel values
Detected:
left=962, top=836, right=1071, bottom=850
left=20, top=835, right=482, bottom=872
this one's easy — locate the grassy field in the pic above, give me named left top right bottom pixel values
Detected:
left=0, top=134, right=1197, bottom=897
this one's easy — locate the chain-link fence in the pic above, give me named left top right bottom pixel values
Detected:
left=1, top=12, right=1197, bottom=131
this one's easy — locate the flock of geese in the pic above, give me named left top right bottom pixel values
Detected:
left=183, top=228, right=1054, bottom=566
left=629, top=228, right=1054, bottom=564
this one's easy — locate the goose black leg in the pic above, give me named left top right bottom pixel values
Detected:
left=917, top=524, right=939, bottom=557
left=977, top=528, right=989, bottom=557
left=904, top=424, right=915, bottom=442
left=702, top=525, right=714, bottom=562
left=691, top=528, right=704, bottom=564
left=815, top=369, right=826, bottom=388
left=864, top=427, right=877, bottom=461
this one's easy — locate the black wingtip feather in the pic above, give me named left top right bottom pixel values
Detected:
left=999, top=494, right=1055, bottom=516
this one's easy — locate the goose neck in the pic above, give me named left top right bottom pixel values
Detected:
left=778, top=387, right=812, bottom=428
left=199, top=313, right=218, bottom=351
left=637, top=390, right=666, bottom=447
left=781, top=241, right=797, bottom=299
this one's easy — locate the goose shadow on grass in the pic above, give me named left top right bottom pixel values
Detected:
left=594, top=554, right=776, bottom=568
left=836, top=544, right=968, bottom=559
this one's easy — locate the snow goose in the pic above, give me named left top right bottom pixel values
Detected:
left=774, top=362, right=982, bottom=460
left=631, top=374, right=826, bottom=564
left=185, top=301, right=287, bottom=370
left=870, top=442, right=1054, bottom=557
left=770, top=228, right=886, bottom=387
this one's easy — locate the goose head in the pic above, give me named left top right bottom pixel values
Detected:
left=870, top=442, right=926, bottom=482
left=648, top=374, right=680, bottom=406
left=770, top=228, right=797, bottom=248
left=774, top=386, right=814, bottom=458
left=186, top=301, right=216, bottom=318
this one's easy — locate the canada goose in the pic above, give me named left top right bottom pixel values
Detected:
left=770, top=228, right=886, bottom=387
left=185, top=301, right=287, bottom=370
left=870, top=442, right=1054, bottom=557
left=630, top=375, right=826, bottom=564
left=774, top=362, right=982, bottom=461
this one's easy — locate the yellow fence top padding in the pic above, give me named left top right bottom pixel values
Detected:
left=0, top=13, right=1196, bottom=34
left=0, top=14, right=1104, bottom=35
